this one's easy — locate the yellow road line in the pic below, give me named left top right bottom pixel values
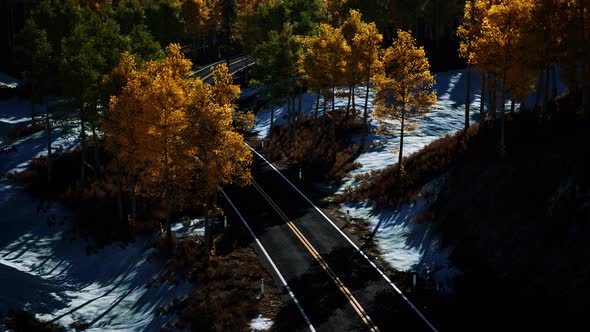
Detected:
left=251, top=179, right=379, bottom=332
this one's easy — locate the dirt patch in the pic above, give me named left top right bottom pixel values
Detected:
left=154, top=231, right=283, bottom=332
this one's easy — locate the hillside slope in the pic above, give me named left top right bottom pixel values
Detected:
left=429, top=101, right=590, bottom=331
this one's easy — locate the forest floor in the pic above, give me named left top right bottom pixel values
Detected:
left=0, top=75, right=281, bottom=331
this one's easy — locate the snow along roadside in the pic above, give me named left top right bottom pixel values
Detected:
left=244, top=143, right=438, bottom=332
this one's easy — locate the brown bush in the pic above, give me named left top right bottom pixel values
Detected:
left=347, top=124, right=480, bottom=207
left=69, top=321, right=90, bottom=331
left=180, top=251, right=264, bottom=332
left=7, top=121, right=47, bottom=139
left=268, top=111, right=361, bottom=181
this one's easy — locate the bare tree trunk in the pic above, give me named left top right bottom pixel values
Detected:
left=291, top=90, right=296, bottom=133
left=535, top=69, right=544, bottom=108
left=489, top=74, right=497, bottom=122
left=30, top=84, right=36, bottom=124
left=331, top=86, right=336, bottom=113
left=345, top=86, right=352, bottom=120
left=331, top=112, right=336, bottom=156
left=91, top=120, right=101, bottom=176
left=45, top=98, right=52, bottom=184
left=80, top=105, right=87, bottom=184
left=115, top=160, right=124, bottom=223
left=311, top=91, right=320, bottom=159
left=323, top=92, right=327, bottom=116
left=351, top=86, right=356, bottom=120
left=130, top=175, right=137, bottom=224
left=499, top=77, right=506, bottom=156
left=510, top=100, right=515, bottom=115
left=166, top=196, right=172, bottom=249
left=465, top=65, right=472, bottom=131
left=298, top=86, right=302, bottom=125
left=544, top=64, right=550, bottom=103
left=203, top=204, right=211, bottom=253
left=360, top=72, right=371, bottom=150
left=287, top=87, right=292, bottom=145
left=551, top=64, right=558, bottom=99
left=480, top=72, right=486, bottom=130
left=269, top=101, right=275, bottom=139
left=398, top=104, right=405, bottom=175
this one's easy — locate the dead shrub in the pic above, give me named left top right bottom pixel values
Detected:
left=347, top=125, right=480, bottom=207
left=7, top=121, right=47, bottom=139
left=268, top=112, right=361, bottom=181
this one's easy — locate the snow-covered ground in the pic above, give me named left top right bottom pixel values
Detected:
left=0, top=72, right=21, bottom=89
left=0, top=72, right=195, bottom=331
left=249, top=314, right=273, bottom=331
left=251, top=68, right=566, bottom=292
left=341, top=176, right=462, bottom=293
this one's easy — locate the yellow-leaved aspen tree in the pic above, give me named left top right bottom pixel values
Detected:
left=341, top=9, right=364, bottom=121
left=475, top=0, right=534, bottom=155
left=374, top=30, right=437, bottom=175
left=353, top=19, right=383, bottom=151
left=458, top=0, right=491, bottom=130
left=300, top=23, right=350, bottom=156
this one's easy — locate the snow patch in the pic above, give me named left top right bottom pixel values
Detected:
left=0, top=99, right=192, bottom=331
left=340, top=177, right=461, bottom=293
left=0, top=72, right=22, bottom=89
left=249, top=314, right=273, bottom=331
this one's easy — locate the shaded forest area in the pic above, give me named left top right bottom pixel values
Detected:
left=1, top=0, right=467, bottom=76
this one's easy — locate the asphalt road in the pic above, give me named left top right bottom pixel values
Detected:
left=223, top=153, right=436, bottom=331
left=193, top=56, right=254, bottom=83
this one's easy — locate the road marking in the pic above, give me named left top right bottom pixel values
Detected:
left=246, top=142, right=439, bottom=332
left=221, top=190, right=316, bottom=332
left=251, top=180, right=379, bottom=332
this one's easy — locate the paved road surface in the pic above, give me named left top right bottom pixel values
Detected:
left=193, top=56, right=254, bottom=83
left=223, top=152, right=436, bottom=331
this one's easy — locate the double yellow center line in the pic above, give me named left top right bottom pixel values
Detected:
left=251, top=179, right=379, bottom=332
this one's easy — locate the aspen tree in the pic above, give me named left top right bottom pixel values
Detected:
left=374, top=30, right=437, bottom=174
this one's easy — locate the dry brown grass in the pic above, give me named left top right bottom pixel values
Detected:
left=344, top=124, right=480, bottom=207
left=267, top=111, right=362, bottom=181
left=7, top=121, right=48, bottom=139
left=155, top=234, right=282, bottom=332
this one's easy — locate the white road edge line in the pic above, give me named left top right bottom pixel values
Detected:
left=245, top=143, right=439, bottom=332
left=221, top=189, right=316, bottom=332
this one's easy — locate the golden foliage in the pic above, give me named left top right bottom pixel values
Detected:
left=374, top=30, right=437, bottom=165
left=374, top=30, right=437, bottom=130
left=181, top=0, right=210, bottom=36
left=104, top=43, right=252, bottom=212
left=299, top=23, right=350, bottom=92
left=341, top=9, right=383, bottom=86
